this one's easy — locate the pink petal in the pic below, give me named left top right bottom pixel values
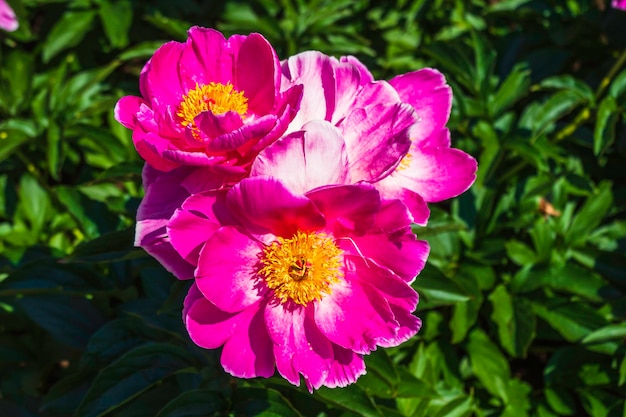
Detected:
left=135, top=222, right=195, bottom=280
left=374, top=185, right=430, bottom=226
left=377, top=305, right=422, bottom=348
left=339, top=56, right=374, bottom=85
left=236, top=33, right=280, bottom=115
left=179, top=27, right=231, bottom=88
left=0, top=0, right=18, bottom=32
left=265, top=303, right=333, bottom=390
left=221, top=301, right=275, bottom=379
left=227, top=177, right=325, bottom=237
left=205, top=114, right=277, bottom=153
left=314, top=278, right=398, bottom=354
left=168, top=209, right=218, bottom=266
left=389, top=69, right=452, bottom=141
left=323, top=344, right=366, bottom=388
left=114, top=96, right=145, bottom=129
left=251, top=120, right=349, bottom=194
left=184, top=284, right=275, bottom=378
left=330, top=61, right=365, bottom=125
left=340, top=103, right=414, bottom=182
left=195, top=226, right=268, bottom=313
left=281, top=51, right=336, bottom=132
left=195, top=111, right=244, bottom=140
left=141, top=41, right=185, bottom=111
left=306, top=184, right=380, bottom=235
left=390, top=147, right=478, bottom=202
left=133, top=129, right=180, bottom=172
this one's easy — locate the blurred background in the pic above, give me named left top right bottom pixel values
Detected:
left=0, top=0, right=625, bottom=416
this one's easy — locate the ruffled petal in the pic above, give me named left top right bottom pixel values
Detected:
left=281, top=51, right=336, bottom=132
left=236, top=33, right=280, bottom=115
left=306, top=184, right=380, bottom=235
left=377, top=305, right=422, bottom=348
left=340, top=103, right=414, bottom=182
left=227, top=176, right=325, bottom=237
left=251, top=120, right=349, bottom=194
left=391, top=146, right=478, bottom=202
left=114, top=96, right=145, bottom=129
left=339, top=55, right=374, bottom=85
left=314, top=276, right=397, bottom=354
left=195, top=226, right=268, bottom=313
left=265, top=303, right=333, bottom=391
left=389, top=68, right=452, bottom=140
left=142, top=41, right=186, bottom=111
left=323, top=344, right=366, bottom=388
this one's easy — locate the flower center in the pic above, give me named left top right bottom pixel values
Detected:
left=396, top=152, right=413, bottom=172
left=260, top=231, right=344, bottom=305
left=176, top=82, right=248, bottom=132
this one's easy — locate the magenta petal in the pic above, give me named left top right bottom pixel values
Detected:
left=133, top=130, right=180, bottom=172
left=374, top=185, right=430, bottom=226
left=195, top=226, right=268, bottom=313
left=389, top=69, right=452, bottom=141
left=339, top=56, right=374, bottom=85
left=377, top=305, right=422, bottom=348
left=221, top=301, right=275, bottom=379
left=195, top=111, right=244, bottom=139
left=115, top=96, right=145, bottom=129
left=168, top=208, right=218, bottom=266
left=324, top=344, right=366, bottom=388
left=265, top=303, right=333, bottom=390
left=306, top=184, right=380, bottom=235
left=0, top=0, right=18, bottom=32
left=227, top=177, right=325, bottom=237
left=314, top=278, right=397, bottom=354
left=236, top=33, right=279, bottom=115
left=341, top=103, right=414, bottom=182
left=142, top=41, right=185, bottom=110
left=331, top=62, right=364, bottom=125
left=393, top=147, right=478, bottom=202
left=251, top=120, right=349, bottom=194
left=184, top=283, right=242, bottom=349
left=179, top=27, right=231, bottom=87
left=206, top=114, right=276, bottom=153
left=135, top=222, right=195, bottom=280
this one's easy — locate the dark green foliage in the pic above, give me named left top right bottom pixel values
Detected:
left=1, top=0, right=625, bottom=416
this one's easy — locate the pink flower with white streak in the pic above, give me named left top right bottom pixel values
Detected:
left=279, top=52, right=476, bottom=222
left=115, top=27, right=301, bottom=175
left=613, top=0, right=626, bottom=10
left=0, top=0, right=18, bottom=32
left=169, top=176, right=428, bottom=390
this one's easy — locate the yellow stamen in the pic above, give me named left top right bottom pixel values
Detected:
left=260, top=231, right=344, bottom=305
left=176, top=82, right=248, bottom=133
left=396, top=152, right=413, bottom=171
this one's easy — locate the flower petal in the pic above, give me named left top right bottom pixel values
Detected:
left=265, top=303, right=333, bottom=390
left=389, top=68, right=452, bottom=141
left=323, top=344, right=366, bottom=388
left=314, top=276, right=397, bottom=354
left=340, top=103, right=414, bottom=182
left=195, top=226, right=268, bottom=313
left=251, top=120, right=349, bottom=195
left=306, top=184, right=380, bottom=235
left=179, top=27, right=231, bottom=87
left=391, top=146, right=478, bottom=202
left=227, top=176, right=325, bottom=237
left=114, top=96, right=145, bottom=129
left=236, top=33, right=280, bottom=115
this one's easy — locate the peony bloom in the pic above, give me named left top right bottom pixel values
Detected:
left=115, top=27, right=301, bottom=175
left=0, top=0, right=18, bottom=32
left=171, top=176, right=429, bottom=390
left=280, top=52, right=476, bottom=220
left=613, top=0, right=626, bottom=10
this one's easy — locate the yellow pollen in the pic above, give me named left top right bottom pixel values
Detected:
left=176, top=82, right=248, bottom=133
left=259, top=231, right=344, bottom=305
left=396, top=152, right=413, bottom=171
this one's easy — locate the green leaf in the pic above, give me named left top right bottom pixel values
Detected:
left=17, top=174, right=51, bottom=235
left=593, top=96, right=617, bottom=157
left=564, top=181, right=613, bottom=246
left=466, top=329, right=510, bottom=401
left=505, top=240, right=537, bottom=266
left=98, top=0, right=133, bottom=49
left=0, top=128, right=29, bottom=164
left=316, top=384, right=384, bottom=417
left=75, top=343, right=196, bottom=417
left=47, top=120, right=62, bottom=181
left=42, top=10, right=97, bottom=63
left=531, top=90, right=585, bottom=137
left=581, top=323, right=626, bottom=344
left=489, top=285, right=536, bottom=357
left=490, top=63, right=531, bottom=117
left=539, top=75, right=594, bottom=103
left=544, top=387, right=576, bottom=416
left=231, top=388, right=302, bottom=417
left=532, top=299, right=607, bottom=343
left=64, top=229, right=144, bottom=263
left=414, top=265, right=470, bottom=308
left=155, top=389, right=226, bottom=417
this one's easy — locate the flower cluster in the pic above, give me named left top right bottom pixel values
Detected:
left=116, top=27, right=477, bottom=391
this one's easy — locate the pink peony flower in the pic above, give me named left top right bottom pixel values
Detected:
left=170, top=176, right=429, bottom=390
left=613, top=0, right=626, bottom=10
left=0, top=0, right=18, bottom=32
left=115, top=27, right=302, bottom=175
left=279, top=52, right=476, bottom=221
